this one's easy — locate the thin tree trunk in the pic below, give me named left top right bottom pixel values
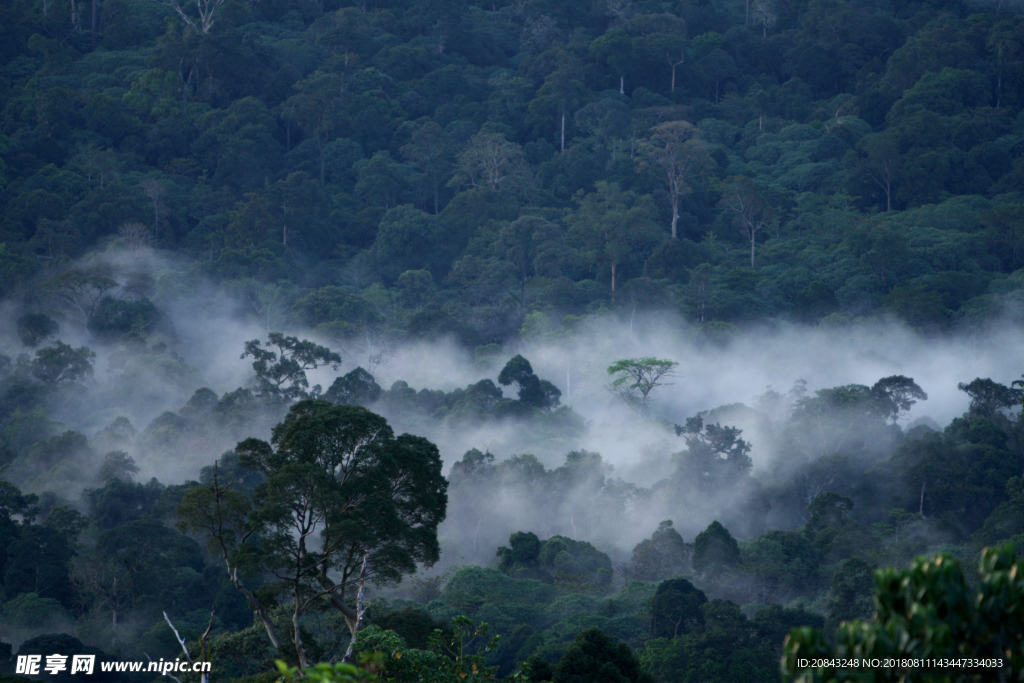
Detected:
left=560, top=112, right=565, bottom=151
left=671, top=197, right=679, bottom=239
left=292, top=602, right=308, bottom=669
left=619, top=75, right=624, bottom=95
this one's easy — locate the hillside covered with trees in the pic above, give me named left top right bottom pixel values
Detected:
left=3, top=0, right=1024, bottom=679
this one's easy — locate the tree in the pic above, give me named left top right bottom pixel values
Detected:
left=957, top=378, right=1022, bottom=418
left=400, top=121, right=454, bottom=214
left=631, top=520, right=689, bottom=582
left=719, top=176, right=774, bottom=269
left=324, top=367, right=383, bottom=407
left=498, top=355, right=561, bottom=411
left=692, top=521, right=741, bottom=575
left=241, top=333, right=342, bottom=401
left=638, top=121, right=712, bottom=239
left=607, top=357, right=678, bottom=416
left=650, top=578, right=707, bottom=638
left=281, top=72, right=346, bottom=185
left=31, top=341, right=96, bottom=385
left=449, top=132, right=531, bottom=194
left=982, top=204, right=1024, bottom=270
left=177, top=401, right=448, bottom=669
left=37, top=265, right=117, bottom=324
left=567, top=182, right=663, bottom=295
left=529, top=55, right=589, bottom=151
left=149, top=0, right=228, bottom=34
left=4, top=525, right=75, bottom=608
left=16, top=313, right=59, bottom=348
left=589, top=29, right=636, bottom=94
left=857, top=132, right=901, bottom=212
left=870, top=375, right=927, bottom=423
left=96, top=451, right=139, bottom=482
left=782, top=545, right=1024, bottom=682
left=553, top=627, right=654, bottom=683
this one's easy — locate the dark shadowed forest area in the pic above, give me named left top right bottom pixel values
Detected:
left=3, top=0, right=1024, bottom=678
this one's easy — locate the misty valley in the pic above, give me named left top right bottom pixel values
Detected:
left=4, top=0, right=1024, bottom=677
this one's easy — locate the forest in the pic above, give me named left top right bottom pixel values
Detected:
left=2, top=0, right=1024, bottom=677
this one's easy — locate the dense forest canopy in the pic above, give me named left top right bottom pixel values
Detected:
left=3, top=0, right=1024, bottom=678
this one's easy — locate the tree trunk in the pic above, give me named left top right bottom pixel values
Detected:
left=610, top=262, right=616, bottom=297
left=619, top=75, right=624, bottom=95
left=750, top=232, right=756, bottom=268
left=560, top=112, right=565, bottom=151
left=670, top=196, right=679, bottom=239
left=292, top=605, right=309, bottom=669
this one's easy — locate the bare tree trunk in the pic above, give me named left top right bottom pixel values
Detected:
left=342, top=555, right=368, bottom=661
left=560, top=112, right=565, bottom=151
left=292, top=603, right=308, bottom=669
left=670, top=197, right=679, bottom=239
left=619, top=75, right=624, bottom=95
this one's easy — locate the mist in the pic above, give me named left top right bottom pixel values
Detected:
left=3, top=249, right=1021, bottom=575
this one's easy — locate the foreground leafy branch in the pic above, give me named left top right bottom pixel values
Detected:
left=782, top=544, right=1024, bottom=682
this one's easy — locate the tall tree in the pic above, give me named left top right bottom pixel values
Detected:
left=719, top=175, right=774, bottom=268
left=400, top=121, right=455, bottom=214
left=607, top=357, right=678, bottom=416
left=241, top=333, right=341, bottom=401
left=566, top=181, right=662, bottom=295
left=177, top=401, right=448, bottom=669
left=282, top=72, right=346, bottom=185
left=638, top=121, right=712, bottom=239
left=449, top=133, right=531, bottom=194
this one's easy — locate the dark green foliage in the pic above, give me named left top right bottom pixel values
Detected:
left=4, top=525, right=75, bottom=608
left=30, top=342, right=95, bottom=385
left=325, top=367, right=383, bottom=407
left=957, top=377, right=1023, bottom=418
left=178, top=400, right=448, bottom=667
left=2, top=0, right=1024, bottom=678
left=370, top=607, right=447, bottom=650
left=84, top=477, right=165, bottom=529
left=15, top=635, right=121, bottom=682
left=553, top=627, right=653, bottom=683
left=86, top=297, right=160, bottom=341
left=692, top=521, right=740, bottom=574
left=673, top=416, right=752, bottom=491
left=649, top=579, right=707, bottom=639
left=241, top=333, right=341, bottom=400
left=95, top=451, right=138, bottom=482
left=498, top=356, right=561, bottom=410
left=15, top=313, right=59, bottom=348
left=794, top=281, right=838, bottom=323
left=824, top=558, right=875, bottom=632
left=497, top=531, right=613, bottom=590
left=783, top=546, right=1024, bottom=682
left=640, top=600, right=776, bottom=683
left=630, top=521, right=689, bottom=582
